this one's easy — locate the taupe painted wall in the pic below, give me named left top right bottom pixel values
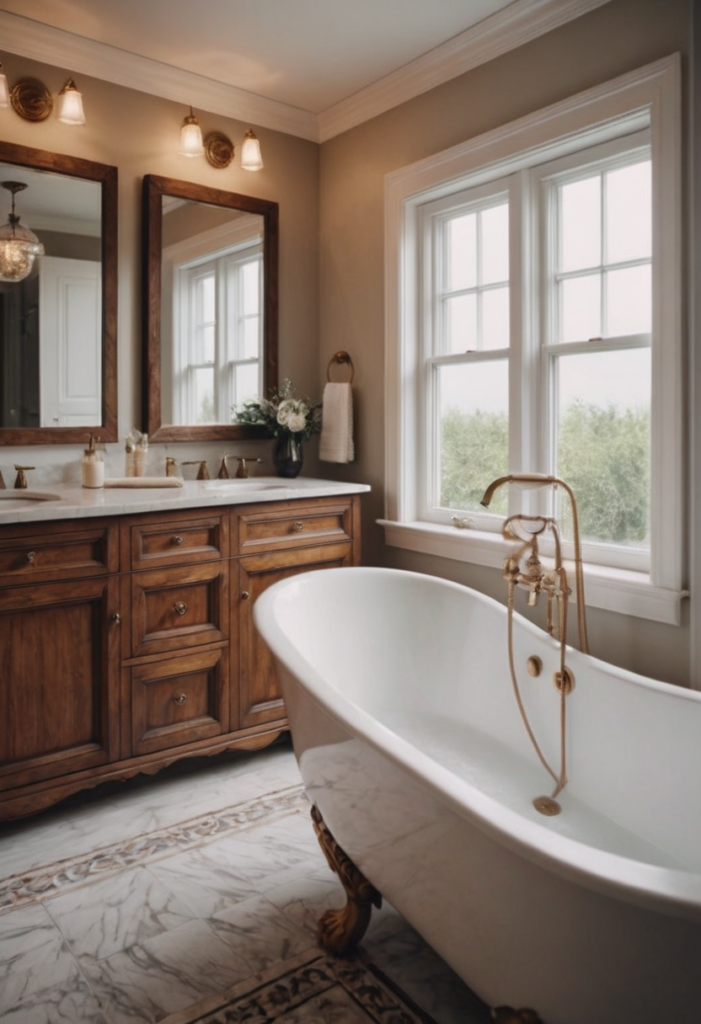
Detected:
left=318, top=0, right=692, bottom=686
left=0, top=0, right=694, bottom=686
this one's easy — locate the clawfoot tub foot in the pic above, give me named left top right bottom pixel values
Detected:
left=311, top=804, right=382, bottom=954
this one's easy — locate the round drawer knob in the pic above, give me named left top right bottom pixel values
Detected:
left=173, top=601, right=188, bottom=616
left=26, top=550, right=36, bottom=564
left=241, top=591, right=251, bottom=601
left=292, top=521, right=304, bottom=532
left=173, top=692, right=188, bottom=705
left=111, top=612, right=121, bottom=625
left=172, top=535, right=184, bottom=546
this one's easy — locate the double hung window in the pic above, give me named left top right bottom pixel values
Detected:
left=174, top=245, right=262, bottom=425
left=384, top=57, right=681, bottom=623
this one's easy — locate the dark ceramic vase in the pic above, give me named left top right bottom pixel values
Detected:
left=274, top=434, right=304, bottom=478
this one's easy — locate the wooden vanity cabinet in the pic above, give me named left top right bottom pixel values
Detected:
left=0, top=519, right=121, bottom=817
left=0, top=493, right=361, bottom=819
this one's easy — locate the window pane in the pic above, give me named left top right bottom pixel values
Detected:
left=243, top=316, right=260, bottom=359
left=560, top=176, right=601, bottom=272
left=445, top=293, right=477, bottom=353
left=196, top=274, right=215, bottom=322
left=560, top=274, right=601, bottom=342
left=556, top=347, right=650, bottom=547
left=194, top=324, right=215, bottom=364
left=447, top=213, right=477, bottom=291
left=480, top=203, right=509, bottom=284
left=242, top=260, right=260, bottom=314
left=193, top=367, right=214, bottom=424
left=481, top=287, right=509, bottom=350
left=606, top=161, right=651, bottom=264
left=606, top=265, right=651, bottom=336
left=437, top=359, right=509, bottom=513
left=235, top=361, right=259, bottom=405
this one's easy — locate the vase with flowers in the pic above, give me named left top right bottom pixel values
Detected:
left=233, top=380, right=322, bottom=478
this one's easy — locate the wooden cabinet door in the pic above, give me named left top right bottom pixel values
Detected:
left=237, top=542, right=353, bottom=730
left=0, top=576, right=121, bottom=789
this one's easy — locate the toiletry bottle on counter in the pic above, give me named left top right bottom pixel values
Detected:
left=81, top=435, right=104, bottom=488
left=134, top=432, right=148, bottom=477
left=125, top=434, right=135, bottom=476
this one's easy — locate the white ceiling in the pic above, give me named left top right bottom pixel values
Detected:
left=0, top=0, right=611, bottom=140
left=0, top=0, right=516, bottom=114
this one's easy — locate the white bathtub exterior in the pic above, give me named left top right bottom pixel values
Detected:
left=254, top=567, right=701, bottom=1024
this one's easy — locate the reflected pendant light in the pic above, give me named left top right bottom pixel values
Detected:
left=240, top=129, right=263, bottom=171
left=0, top=182, right=45, bottom=283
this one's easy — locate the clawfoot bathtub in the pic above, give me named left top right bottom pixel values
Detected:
left=254, top=567, right=701, bottom=1024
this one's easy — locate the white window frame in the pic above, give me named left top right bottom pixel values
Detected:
left=381, top=54, right=684, bottom=625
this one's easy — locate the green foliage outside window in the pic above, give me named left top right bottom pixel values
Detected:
left=440, top=401, right=649, bottom=545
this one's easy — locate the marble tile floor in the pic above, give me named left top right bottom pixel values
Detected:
left=0, top=739, right=488, bottom=1024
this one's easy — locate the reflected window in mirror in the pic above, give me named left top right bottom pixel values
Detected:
left=0, top=142, right=117, bottom=445
left=161, top=199, right=264, bottom=425
left=143, top=175, right=278, bottom=443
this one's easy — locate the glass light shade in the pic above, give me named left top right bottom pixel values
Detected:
left=0, top=219, right=44, bottom=283
left=57, top=79, right=86, bottom=125
left=0, top=67, right=9, bottom=109
left=179, top=111, right=204, bottom=157
left=240, top=129, right=263, bottom=171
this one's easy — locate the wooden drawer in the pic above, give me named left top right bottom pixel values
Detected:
left=128, top=646, right=230, bottom=756
left=122, top=510, right=229, bottom=570
left=0, top=519, right=116, bottom=586
left=127, top=561, right=229, bottom=658
left=236, top=498, right=354, bottom=554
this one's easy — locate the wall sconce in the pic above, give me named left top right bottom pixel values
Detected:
left=240, top=129, right=264, bottom=172
left=0, top=181, right=45, bottom=283
left=0, top=64, right=9, bottom=109
left=179, top=106, right=263, bottom=171
left=56, top=78, right=86, bottom=125
left=179, top=106, right=204, bottom=157
left=5, top=73, right=86, bottom=125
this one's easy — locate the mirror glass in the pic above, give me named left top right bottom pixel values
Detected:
left=0, top=142, right=117, bottom=445
left=143, top=175, right=278, bottom=442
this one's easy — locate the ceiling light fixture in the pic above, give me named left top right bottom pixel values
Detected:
left=240, top=129, right=264, bottom=172
left=0, top=181, right=45, bottom=283
left=57, top=78, right=86, bottom=125
left=179, top=106, right=204, bottom=157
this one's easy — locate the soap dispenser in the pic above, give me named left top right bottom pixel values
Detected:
left=81, top=434, right=104, bottom=488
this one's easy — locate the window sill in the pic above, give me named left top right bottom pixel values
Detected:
left=378, top=519, right=687, bottom=626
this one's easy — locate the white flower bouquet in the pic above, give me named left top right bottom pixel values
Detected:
left=233, top=379, right=322, bottom=442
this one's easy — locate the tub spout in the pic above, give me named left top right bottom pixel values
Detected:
left=480, top=473, right=588, bottom=655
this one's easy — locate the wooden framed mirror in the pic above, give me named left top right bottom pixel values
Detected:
left=0, top=142, right=117, bottom=444
left=142, top=174, right=278, bottom=442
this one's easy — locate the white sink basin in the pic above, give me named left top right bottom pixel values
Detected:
left=203, top=478, right=288, bottom=492
left=0, top=490, right=62, bottom=509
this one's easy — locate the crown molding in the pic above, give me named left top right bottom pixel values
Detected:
left=318, top=0, right=613, bottom=141
left=0, top=10, right=319, bottom=142
left=0, top=0, right=612, bottom=146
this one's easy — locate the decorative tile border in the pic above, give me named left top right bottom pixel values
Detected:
left=161, top=948, right=441, bottom=1024
left=0, top=784, right=307, bottom=913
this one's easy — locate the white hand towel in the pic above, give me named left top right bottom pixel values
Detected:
left=319, top=382, right=354, bottom=463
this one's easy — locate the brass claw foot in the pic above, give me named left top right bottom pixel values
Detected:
left=311, top=804, right=382, bottom=955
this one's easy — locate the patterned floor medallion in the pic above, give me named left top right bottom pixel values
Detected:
left=162, top=948, right=438, bottom=1024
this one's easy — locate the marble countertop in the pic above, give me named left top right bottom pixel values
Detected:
left=0, top=476, right=370, bottom=526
